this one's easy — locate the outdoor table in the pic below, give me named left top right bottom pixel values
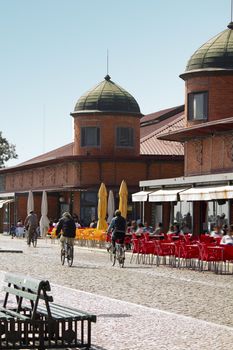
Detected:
left=149, top=235, right=164, bottom=240
left=171, top=236, right=180, bottom=241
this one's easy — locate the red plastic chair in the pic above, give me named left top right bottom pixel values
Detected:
left=198, top=243, right=225, bottom=273
left=140, top=239, right=157, bottom=265
left=154, top=240, right=176, bottom=266
left=130, top=238, right=143, bottom=264
left=178, top=242, right=200, bottom=269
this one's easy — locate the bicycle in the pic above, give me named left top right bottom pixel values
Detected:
left=61, top=240, right=74, bottom=267
left=31, top=230, right=37, bottom=248
left=108, top=241, right=125, bottom=268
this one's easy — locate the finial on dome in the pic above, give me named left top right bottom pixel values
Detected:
left=104, top=74, right=111, bottom=81
left=230, top=0, right=233, bottom=27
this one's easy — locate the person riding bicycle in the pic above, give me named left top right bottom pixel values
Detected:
left=24, top=210, right=38, bottom=246
left=107, top=209, right=126, bottom=253
left=56, top=212, right=76, bottom=250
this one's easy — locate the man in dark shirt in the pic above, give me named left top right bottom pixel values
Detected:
left=24, top=211, right=38, bottom=246
left=107, top=209, right=126, bottom=252
left=56, top=212, right=76, bottom=250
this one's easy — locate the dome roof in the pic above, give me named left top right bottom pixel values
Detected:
left=181, top=23, right=233, bottom=78
left=73, top=75, right=141, bottom=115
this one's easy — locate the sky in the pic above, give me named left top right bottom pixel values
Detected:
left=0, top=0, right=231, bottom=166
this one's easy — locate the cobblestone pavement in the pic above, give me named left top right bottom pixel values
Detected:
left=0, top=235, right=233, bottom=349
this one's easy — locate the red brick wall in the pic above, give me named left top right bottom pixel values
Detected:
left=184, top=74, right=233, bottom=176
left=185, top=134, right=233, bottom=176
left=73, top=113, right=141, bottom=157
left=185, top=75, right=233, bottom=124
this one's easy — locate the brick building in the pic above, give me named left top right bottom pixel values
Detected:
left=0, top=75, right=183, bottom=232
left=139, top=22, right=233, bottom=235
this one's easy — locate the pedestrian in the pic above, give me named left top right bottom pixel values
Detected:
left=9, top=223, right=16, bottom=239
left=24, top=211, right=38, bottom=246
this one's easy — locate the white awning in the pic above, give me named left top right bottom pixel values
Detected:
left=0, top=192, right=14, bottom=198
left=0, top=199, right=14, bottom=208
left=180, top=186, right=233, bottom=201
left=132, top=191, right=153, bottom=202
left=149, top=188, right=187, bottom=202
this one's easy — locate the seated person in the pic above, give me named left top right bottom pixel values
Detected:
left=151, top=222, right=163, bottom=236
left=135, top=222, right=144, bottom=236
left=10, top=224, right=16, bottom=238
left=167, top=224, right=175, bottom=235
left=220, top=224, right=233, bottom=245
left=47, top=221, right=54, bottom=235
left=16, top=219, right=25, bottom=238
left=143, top=221, right=153, bottom=233
left=130, top=220, right=137, bottom=233
left=89, top=218, right=97, bottom=228
left=180, top=223, right=190, bottom=235
left=173, top=224, right=182, bottom=236
left=210, top=225, right=223, bottom=238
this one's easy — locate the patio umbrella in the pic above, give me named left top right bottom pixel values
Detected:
left=97, top=183, right=108, bottom=230
left=119, top=180, right=128, bottom=219
left=107, top=190, right=115, bottom=224
left=39, top=191, right=50, bottom=238
left=27, top=191, right=34, bottom=215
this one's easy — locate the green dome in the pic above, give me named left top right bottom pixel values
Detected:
left=73, top=75, right=141, bottom=115
left=181, top=23, right=233, bottom=78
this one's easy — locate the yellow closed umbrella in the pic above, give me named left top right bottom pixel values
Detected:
left=97, top=183, right=108, bottom=230
left=119, top=180, right=128, bottom=219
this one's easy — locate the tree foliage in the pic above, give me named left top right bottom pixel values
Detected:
left=0, top=131, right=18, bottom=168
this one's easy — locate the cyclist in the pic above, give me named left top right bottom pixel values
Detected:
left=24, top=211, right=38, bottom=246
left=107, top=209, right=126, bottom=253
left=56, top=212, right=76, bottom=251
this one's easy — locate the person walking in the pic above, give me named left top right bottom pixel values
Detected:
left=56, top=212, right=76, bottom=250
left=24, top=211, right=38, bottom=246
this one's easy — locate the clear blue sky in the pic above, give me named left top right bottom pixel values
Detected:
left=0, top=0, right=230, bottom=166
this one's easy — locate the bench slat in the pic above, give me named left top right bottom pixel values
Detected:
left=0, top=311, right=14, bottom=320
left=0, top=307, right=29, bottom=321
left=3, top=286, right=53, bottom=303
left=37, top=304, right=96, bottom=322
left=3, top=286, right=38, bottom=301
left=4, top=273, right=51, bottom=293
left=52, top=303, right=96, bottom=321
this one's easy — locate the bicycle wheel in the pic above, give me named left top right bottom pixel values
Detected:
left=32, top=235, right=37, bottom=248
left=118, top=247, right=125, bottom=268
left=112, top=249, right=116, bottom=266
left=61, top=248, right=65, bottom=265
left=67, top=246, right=73, bottom=267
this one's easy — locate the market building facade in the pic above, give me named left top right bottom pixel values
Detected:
left=136, top=22, right=233, bottom=235
left=0, top=75, right=184, bottom=232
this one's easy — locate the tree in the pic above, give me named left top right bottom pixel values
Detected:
left=0, top=131, right=18, bottom=168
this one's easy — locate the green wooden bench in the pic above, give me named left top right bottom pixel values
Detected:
left=0, top=272, right=96, bottom=349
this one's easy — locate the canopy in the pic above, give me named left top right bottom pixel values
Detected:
left=0, top=199, right=14, bottom=208
left=97, top=183, right=108, bottom=230
left=149, top=188, right=187, bottom=202
left=119, top=180, right=128, bottom=219
left=132, top=191, right=152, bottom=202
left=180, top=185, right=233, bottom=201
left=39, top=191, right=50, bottom=238
left=27, top=191, right=34, bottom=214
left=107, top=190, right=115, bottom=224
